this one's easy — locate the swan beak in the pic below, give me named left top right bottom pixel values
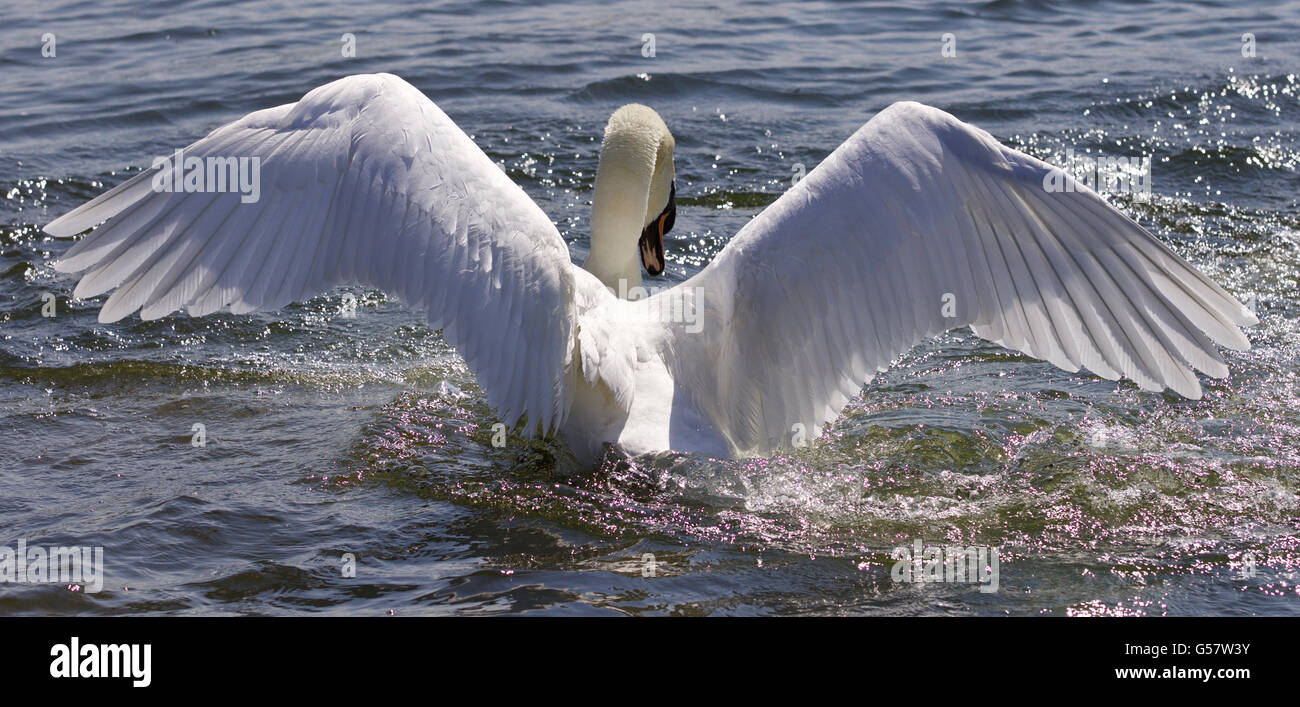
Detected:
left=639, top=181, right=675, bottom=276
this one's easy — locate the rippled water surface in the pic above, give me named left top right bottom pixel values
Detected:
left=2, top=0, right=1299, bottom=615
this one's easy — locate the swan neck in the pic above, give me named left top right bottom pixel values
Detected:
left=585, top=122, right=663, bottom=296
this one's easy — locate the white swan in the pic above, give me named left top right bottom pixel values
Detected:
left=45, top=73, right=1256, bottom=465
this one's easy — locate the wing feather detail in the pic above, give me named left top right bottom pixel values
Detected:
left=653, top=101, right=1255, bottom=456
left=47, top=73, right=576, bottom=434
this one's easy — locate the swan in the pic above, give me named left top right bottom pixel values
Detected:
left=44, top=73, right=1257, bottom=465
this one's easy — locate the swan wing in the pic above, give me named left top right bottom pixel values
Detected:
left=654, top=101, right=1256, bottom=456
left=45, top=73, right=576, bottom=434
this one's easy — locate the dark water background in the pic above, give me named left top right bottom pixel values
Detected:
left=1, top=0, right=1298, bottom=615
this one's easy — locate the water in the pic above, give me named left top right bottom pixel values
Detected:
left=1, top=0, right=1298, bottom=615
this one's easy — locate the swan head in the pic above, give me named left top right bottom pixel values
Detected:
left=584, top=104, right=676, bottom=298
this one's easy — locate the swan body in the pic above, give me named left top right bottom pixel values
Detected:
left=45, top=73, right=1256, bottom=465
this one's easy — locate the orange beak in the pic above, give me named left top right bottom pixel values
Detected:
left=639, top=181, right=675, bottom=276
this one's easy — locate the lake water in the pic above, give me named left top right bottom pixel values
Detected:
left=1, top=0, right=1298, bottom=615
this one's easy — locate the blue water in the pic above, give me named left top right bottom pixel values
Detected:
left=1, top=0, right=1298, bottom=615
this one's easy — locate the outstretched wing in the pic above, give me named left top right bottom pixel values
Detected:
left=45, top=73, right=576, bottom=434
left=653, top=101, right=1256, bottom=456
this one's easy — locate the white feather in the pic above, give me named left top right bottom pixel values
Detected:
left=646, top=101, right=1256, bottom=457
left=47, top=86, right=1256, bottom=463
left=48, top=73, right=577, bottom=436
